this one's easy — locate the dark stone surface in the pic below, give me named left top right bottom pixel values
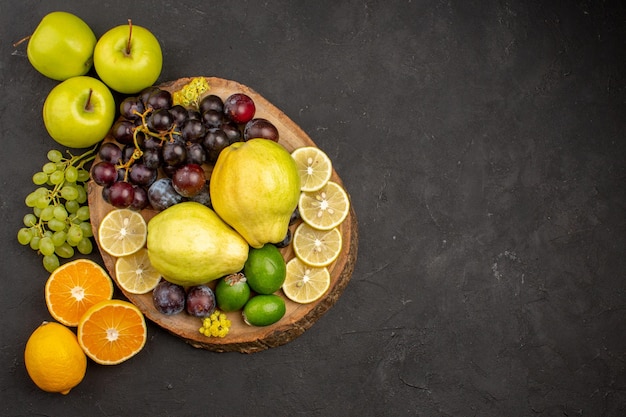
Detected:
left=1, top=1, right=625, bottom=416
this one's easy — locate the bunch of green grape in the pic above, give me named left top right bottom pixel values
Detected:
left=17, top=149, right=97, bottom=272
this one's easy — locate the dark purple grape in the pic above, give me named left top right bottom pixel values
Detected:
left=187, top=109, right=201, bottom=121
left=152, top=281, right=185, bottom=315
left=148, top=178, right=183, bottom=210
left=186, top=285, right=216, bottom=317
left=181, top=119, right=206, bottom=143
left=108, top=181, right=135, bottom=208
left=130, top=186, right=149, bottom=211
left=161, top=141, right=187, bottom=166
left=199, top=94, right=223, bottom=114
left=221, top=122, right=242, bottom=143
left=203, top=128, right=230, bottom=162
left=169, top=104, right=188, bottom=127
left=274, top=228, right=292, bottom=248
left=120, top=96, right=145, bottom=120
left=143, top=136, right=162, bottom=150
left=223, top=93, right=255, bottom=124
left=145, top=88, right=172, bottom=110
left=111, top=120, right=135, bottom=145
left=188, top=181, right=212, bottom=207
left=139, top=86, right=160, bottom=105
left=185, top=142, right=206, bottom=165
left=129, top=164, right=157, bottom=187
left=116, top=167, right=127, bottom=182
left=92, top=161, right=117, bottom=186
left=98, top=142, right=123, bottom=164
left=122, top=145, right=137, bottom=164
left=172, top=164, right=206, bottom=197
left=142, top=148, right=161, bottom=169
left=147, top=108, right=173, bottom=132
left=102, top=185, right=111, bottom=204
left=201, top=109, right=223, bottom=128
left=162, top=164, right=178, bottom=178
left=244, top=118, right=279, bottom=142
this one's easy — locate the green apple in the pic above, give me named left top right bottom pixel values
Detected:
left=93, top=20, right=162, bottom=94
left=27, top=11, right=97, bottom=81
left=43, top=76, right=115, bottom=148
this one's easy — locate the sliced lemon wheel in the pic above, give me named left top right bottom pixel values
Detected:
left=98, top=209, right=147, bottom=257
left=291, top=146, right=333, bottom=192
left=292, top=222, right=342, bottom=267
left=298, top=181, right=350, bottom=230
left=115, top=248, right=161, bottom=294
left=283, top=257, right=331, bottom=304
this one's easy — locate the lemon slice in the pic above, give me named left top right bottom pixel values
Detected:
left=298, top=181, right=350, bottom=230
left=98, top=209, right=147, bottom=257
left=292, top=222, right=342, bottom=267
left=115, top=248, right=161, bottom=294
left=283, top=257, right=331, bottom=304
left=291, top=147, right=333, bottom=192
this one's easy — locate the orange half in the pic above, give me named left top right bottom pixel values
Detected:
left=77, top=300, right=147, bottom=365
left=45, top=259, right=114, bottom=327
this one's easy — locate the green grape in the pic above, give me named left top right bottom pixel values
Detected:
left=66, top=200, right=79, bottom=214
left=51, top=230, right=67, bottom=247
left=25, top=192, right=39, bottom=208
left=49, top=170, right=65, bottom=185
left=40, top=206, right=55, bottom=222
left=77, top=238, right=93, bottom=255
left=47, top=150, right=63, bottom=163
left=55, top=242, right=74, bottom=259
left=30, top=236, right=41, bottom=251
left=43, top=161, right=58, bottom=174
left=43, top=254, right=60, bottom=273
left=23, top=213, right=38, bottom=227
left=77, top=169, right=90, bottom=182
left=33, top=207, right=42, bottom=217
left=65, top=166, right=79, bottom=183
left=53, top=205, right=68, bottom=221
left=39, top=237, right=55, bottom=256
left=76, top=206, right=90, bottom=222
left=79, top=221, right=93, bottom=238
left=32, top=172, right=49, bottom=185
left=66, top=225, right=83, bottom=246
left=76, top=185, right=87, bottom=204
left=43, top=230, right=53, bottom=238
left=35, top=195, right=51, bottom=210
left=17, top=228, right=33, bottom=245
left=61, top=186, right=79, bottom=201
left=47, top=218, right=66, bottom=232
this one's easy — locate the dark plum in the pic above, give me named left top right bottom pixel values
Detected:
left=148, top=178, right=183, bottom=210
left=172, top=164, right=205, bottom=197
left=223, top=93, right=255, bottom=124
left=244, top=118, right=279, bottom=142
left=274, top=228, right=292, bottom=248
left=153, top=281, right=185, bottom=315
left=186, top=285, right=216, bottom=317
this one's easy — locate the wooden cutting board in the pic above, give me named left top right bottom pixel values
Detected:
left=88, top=77, right=358, bottom=353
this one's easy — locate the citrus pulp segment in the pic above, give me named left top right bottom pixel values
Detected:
left=77, top=299, right=147, bottom=365
left=97, top=209, right=147, bottom=257
left=291, top=146, right=333, bottom=192
left=282, top=257, right=331, bottom=304
left=115, top=248, right=162, bottom=294
left=44, top=259, right=114, bottom=327
left=292, top=222, right=343, bottom=267
left=298, top=181, right=350, bottom=231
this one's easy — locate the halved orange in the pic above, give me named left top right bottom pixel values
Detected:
left=44, top=259, right=114, bottom=327
left=77, top=300, right=147, bottom=365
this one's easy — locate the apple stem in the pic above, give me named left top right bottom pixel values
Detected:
left=126, top=19, right=133, bottom=56
left=13, top=35, right=31, bottom=48
left=85, top=89, right=94, bottom=112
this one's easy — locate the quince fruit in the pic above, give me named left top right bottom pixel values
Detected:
left=147, top=202, right=249, bottom=286
left=210, top=139, right=301, bottom=248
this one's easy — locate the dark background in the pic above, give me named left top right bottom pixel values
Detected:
left=1, top=1, right=625, bottom=416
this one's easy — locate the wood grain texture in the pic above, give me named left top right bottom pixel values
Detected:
left=88, top=77, right=358, bottom=353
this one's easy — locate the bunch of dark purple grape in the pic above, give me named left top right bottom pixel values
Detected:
left=91, top=86, right=280, bottom=211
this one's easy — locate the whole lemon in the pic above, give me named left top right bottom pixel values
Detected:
left=24, top=321, right=87, bottom=395
left=147, top=201, right=249, bottom=286
left=210, top=139, right=301, bottom=248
